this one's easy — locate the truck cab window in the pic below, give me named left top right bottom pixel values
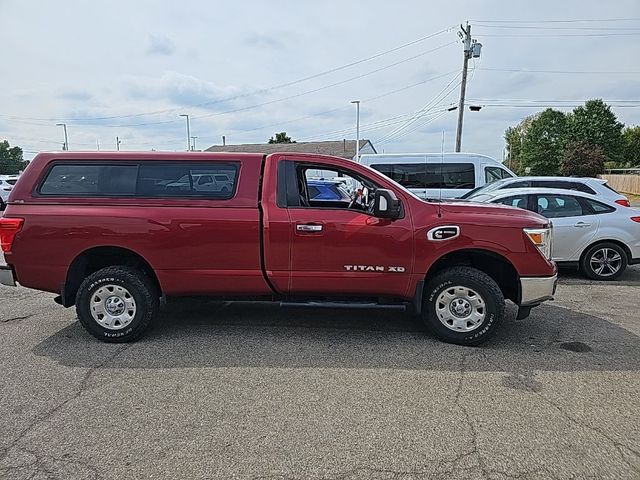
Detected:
left=294, top=165, right=378, bottom=211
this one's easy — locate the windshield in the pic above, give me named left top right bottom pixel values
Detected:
left=460, top=178, right=510, bottom=199
left=357, top=163, right=424, bottom=202
left=464, top=193, right=495, bottom=203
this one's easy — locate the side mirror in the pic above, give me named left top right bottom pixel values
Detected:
left=373, top=189, right=402, bottom=219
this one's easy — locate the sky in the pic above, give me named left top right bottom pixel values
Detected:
left=1, top=0, right=639, bottom=162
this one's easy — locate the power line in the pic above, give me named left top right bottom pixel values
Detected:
left=473, top=24, right=640, bottom=31
left=479, top=67, right=640, bottom=74
left=468, top=98, right=640, bottom=103
left=477, top=104, right=640, bottom=108
left=3, top=71, right=460, bottom=150
left=476, top=32, right=640, bottom=37
left=0, top=26, right=455, bottom=123
left=297, top=110, right=439, bottom=142
left=375, top=73, right=462, bottom=145
left=471, top=18, right=640, bottom=24
left=222, top=71, right=459, bottom=137
left=186, top=42, right=458, bottom=122
left=3, top=41, right=457, bottom=129
left=377, top=110, right=449, bottom=145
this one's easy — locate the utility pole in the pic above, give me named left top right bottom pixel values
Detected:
left=191, top=136, right=198, bottom=151
left=179, top=114, right=191, bottom=151
left=56, top=123, right=69, bottom=151
left=222, top=135, right=226, bottom=146
left=351, top=100, right=360, bottom=160
left=116, top=136, right=122, bottom=151
left=454, top=22, right=482, bottom=152
left=96, top=139, right=100, bottom=151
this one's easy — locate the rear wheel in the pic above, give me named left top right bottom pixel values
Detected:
left=75, top=266, right=159, bottom=342
left=580, top=242, right=627, bottom=281
left=421, top=266, right=505, bottom=346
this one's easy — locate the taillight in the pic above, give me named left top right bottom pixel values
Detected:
left=0, top=218, right=24, bottom=252
left=631, top=217, right=640, bottom=223
left=616, top=199, right=631, bottom=207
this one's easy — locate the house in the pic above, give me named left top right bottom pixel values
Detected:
left=205, top=139, right=376, bottom=160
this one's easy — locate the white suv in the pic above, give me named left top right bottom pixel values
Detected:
left=470, top=187, right=640, bottom=280
left=0, top=175, right=19, bottom=210
left=461, top=176, right=631, bottom=207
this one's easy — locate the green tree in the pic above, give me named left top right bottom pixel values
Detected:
left=0, top=140, right=27, bottom=175
left=520, top=109, right=568, bottom=175
left=504, top=115, right=536, bottom=174
left=268, top=132, right=295, bottom=144
left=566, top=99, right=624, bottom=163
left=561, top=141, right=605, bottom=177
left=622, top=125, right=640, bottom=167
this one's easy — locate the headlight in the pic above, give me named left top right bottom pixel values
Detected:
left=523, top=226, right=553, bottom=260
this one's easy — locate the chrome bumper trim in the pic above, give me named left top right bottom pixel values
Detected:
left=0, top=265, right=16, bottom=287
left=520, top=274, right=557, bottom=306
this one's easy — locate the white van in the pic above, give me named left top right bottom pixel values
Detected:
left=358, top=153, right=515, bottom=200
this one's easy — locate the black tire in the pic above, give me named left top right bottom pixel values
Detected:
left=580, top=242, right=628, bottom=281
left=0, top=198, right=5, bottom=211
left=75, top=266, right=159, bottom=343
left=421, top=266, right=505, bottom=346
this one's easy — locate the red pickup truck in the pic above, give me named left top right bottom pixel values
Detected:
left=0, top=151, right=557, bottom=345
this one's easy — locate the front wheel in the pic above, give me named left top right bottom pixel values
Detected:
left=75, top=266, right=159, bottom=343
left=421, top=266, right=505, bottom=346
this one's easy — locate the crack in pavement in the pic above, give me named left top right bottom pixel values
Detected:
left=0, top=447, right=101, bottom=480
left=452, top=350, right=489, bottom=479
left=490, top=354, right=640, bottom=477
left=0, top=343, right=131, bottom=468
left=1, top=314, right=33, bottom=323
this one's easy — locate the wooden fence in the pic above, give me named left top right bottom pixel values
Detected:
left=599, top=174, right=640, bottom=195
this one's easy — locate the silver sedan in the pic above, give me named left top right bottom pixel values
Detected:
left=468, top=188, right=640, bottom=280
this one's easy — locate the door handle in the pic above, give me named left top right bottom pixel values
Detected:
left=574, top=222, right=591, bottom=228
left=296, top=224, right=323, bottom=232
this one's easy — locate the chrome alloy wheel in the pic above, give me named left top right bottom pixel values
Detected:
left=589, top=247, right=622, bottom=277
left=436, top=286, right=486, bottom=332
left=90, top=284, right=136, bottom=330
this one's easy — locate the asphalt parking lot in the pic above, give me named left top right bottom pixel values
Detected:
left=1, top=267, right=639, bottom=480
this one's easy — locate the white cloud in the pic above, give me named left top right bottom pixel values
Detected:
left=0, top=0, right=639, bottom=160
left=146, top=34, right=176, bottom=56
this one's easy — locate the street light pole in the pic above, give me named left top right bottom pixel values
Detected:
left=55, top=123, right=69, bottom=151
left=116, top=136, right=122, bottom=151
left=191, top=136, right=198, bottom=151
left=351, top=100, right=360, bottom=160
left=179, top=114, right=191, bottom=151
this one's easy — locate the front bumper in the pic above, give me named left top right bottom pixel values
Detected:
left=0, top=265, right=16, bottom=287
left=520, top=274, right=557, bottom=307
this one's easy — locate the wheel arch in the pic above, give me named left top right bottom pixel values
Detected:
left=61, top=246, right=161, bottom=307
left=579, top=238, right=632, bottom=265
left=422, top=248, right=520, bottom=304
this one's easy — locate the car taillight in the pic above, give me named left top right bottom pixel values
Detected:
left=615, top=199, right=631, bottom=207
left=631, top=217, right=640, bottom=223
left=0, top=218, right=24, bottom=252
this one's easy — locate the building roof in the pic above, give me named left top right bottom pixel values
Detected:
left=205, top=139, right=375, bottom=159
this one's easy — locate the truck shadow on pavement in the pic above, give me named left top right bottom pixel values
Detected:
left=33, top=300, right=640, bottom=373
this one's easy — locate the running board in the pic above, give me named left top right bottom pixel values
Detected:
left=280, top=301, right=407, bottom=311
